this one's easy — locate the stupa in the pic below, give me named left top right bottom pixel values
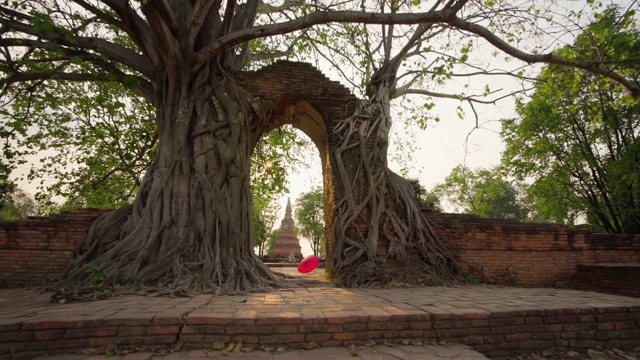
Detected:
left=268, top=198, right=302, bottom=260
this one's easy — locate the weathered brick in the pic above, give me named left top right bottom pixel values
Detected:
left=65, top=327, right=118, bottom=338
left=400, top=330, right=431, bottom=338
left=260, top=334, right=304, bottom=344
left=596, top=307, right=628, bottom=314
left=186, top=316, right=232, bottom=326
left=470, top=319, right=490, bottom=327
left=556, top=332, right=577, bottom=340
left=569, top=339, right=601, bottom=348
left=434, top=319, right=471, bottom=329
left=410, top=321, right=431, bottom=330
left=490, top=317, right=525, bottom=327
left=531, top=333, right=554, bottom=340
left=197, top=325, right=226, bottom=335
left=119, top=336, right=146, bottom=345
left=147, top=325, right=179, bottom=335
left=101, top=318, right=152, bottom=327
left=33, top=329, right=65, bottom=341
left=22, top=321, right=75, bottom=331
left=544, top=315, right=578, bottom=324
left=463, top=336, right=485, bottom=345
left=118, top=327, right=146, bottom=336
left=563, top=323, right=595, bottom=332
left=332, top=332, right=356, bottom=341
left=505, top=333, right=530, bottom=342
left=273, top=325, right=298, bottom=334
left=0, top=324, right=21, bottom=332
left=525, top=317, right=543, bottom=325
left=343, top=323, right=366, bottom=332
left=577, top=331, right=595, bottom=340
left=491, top=325, right=545, bottom=335
left=518, top=340, right=555, bottom=350
left=305, top=333, right=332, bottom=342
left=437, top=327, right=490, bottom=338
left=326, top=315, right=366, bottom=325
left=1, top=330, right=31, bottom=344
left=225, top=325, right=255, bottom=335
left=596, top=313, right=628, bottom=322
left=366, top=330, right=400, bottom=339
left=143, top=335, right=175, bottom=345
left=256, top=314, right=300, bottom=325
left=231, top=335, right=258, bottom=344
left=300, top=324, right=342, bottom=333
left=368, top=322, right=409, bottom=331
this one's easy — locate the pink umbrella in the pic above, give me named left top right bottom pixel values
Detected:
left=298, top=255, right=320, bottom=273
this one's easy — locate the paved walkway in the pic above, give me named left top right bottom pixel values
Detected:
left=1, top=285, right=639, bottom=359
left=33, top=342, right=488, bottom=359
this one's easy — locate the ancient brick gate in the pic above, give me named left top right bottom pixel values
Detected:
left=239, top=60, right=358, bottom=274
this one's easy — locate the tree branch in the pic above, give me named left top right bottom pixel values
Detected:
left=99, top=0, right=162, bottom=69
left=2, top=72, right=153, bottom=102
left=0, top=16, right=154, bottom=78
left=393, top=87, right=533, bottom=104
left=187, top=0, right=216, bottom=47
left=139, top=2, right=184, bottom=78
left=448, top=16, right=640, bottom=98
left=196, top=9, right=451, bottom=68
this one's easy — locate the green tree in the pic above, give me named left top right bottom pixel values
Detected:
left=295, top=188, right=325, bottom=258
left=435, top=165, right=528, bottom=221
left=502, top=6, right=640, bottom=233
left=418, top=186, right=442, bottom=211
left=0, top=188, right=38, bottom=222
left=251, top=192, right=279, bottom=258
left=1, top=0, right=638, bottom=297
left=0, top=181, right=14, bottom=212
left=4, top=78, right=306, bottom=211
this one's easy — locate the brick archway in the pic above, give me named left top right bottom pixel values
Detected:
left=238, top=61, right=357, bottom=274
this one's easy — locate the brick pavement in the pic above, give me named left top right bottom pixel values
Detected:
left=34, top=343, right=489, bottom=360
left=1, top=286, right=639, bottom=359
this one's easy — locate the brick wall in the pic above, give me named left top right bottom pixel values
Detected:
left=0, top=209, right=111, bottom=288
left=425, top=210, right=640, bottom=287
left=2, top=208, right=638, bottom=290
left=576, top=264, right=640, bottom=297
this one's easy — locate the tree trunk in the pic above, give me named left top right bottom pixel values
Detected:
left=55, top=65, right=284, bottom=300
left=331, top=74, right=460, bottom=287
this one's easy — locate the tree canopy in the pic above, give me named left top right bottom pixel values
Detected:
left=0, top=187, right=38, bottom=222
left=251, top=187, right=280, bottom=257
left=502, top=5, right=640, bottom=233
left=434, top=165, right=528, bottom=220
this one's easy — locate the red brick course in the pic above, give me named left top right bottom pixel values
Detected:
left=424, top=210, right=640, bottom=293
left=576, top=264, right=640, bottom=297
left=1, top=304, right=639, bottom=358
left=0, top=208, right=111, bottom=288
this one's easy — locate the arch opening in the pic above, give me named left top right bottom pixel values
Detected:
left=268, top=100, right=336, bottom=275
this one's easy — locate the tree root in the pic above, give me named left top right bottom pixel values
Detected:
left=331, top=83, right=461, bottom=288
left=50, top=67, right=295, bottom=302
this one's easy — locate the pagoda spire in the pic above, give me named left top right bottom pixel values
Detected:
left=285, top=197, right=292, bottom=218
